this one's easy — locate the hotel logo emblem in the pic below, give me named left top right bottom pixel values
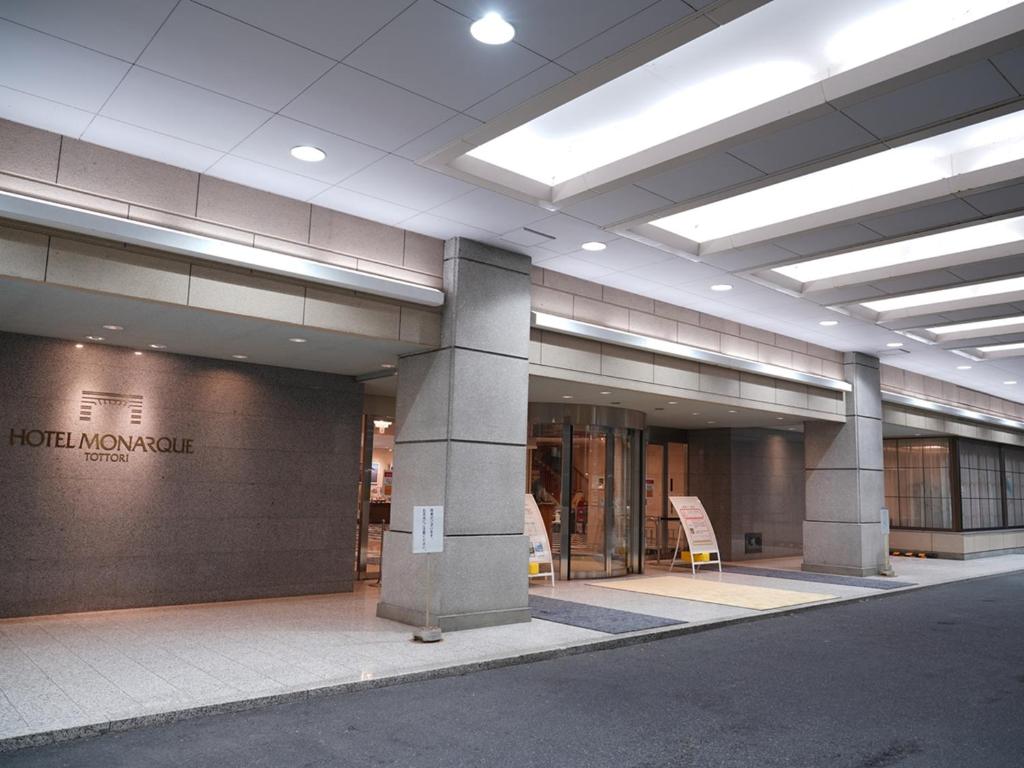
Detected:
left=79, top=391, right=143, bottom=425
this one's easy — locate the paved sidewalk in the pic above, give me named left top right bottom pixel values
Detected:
left=2, top=554, right=1022, bottom=751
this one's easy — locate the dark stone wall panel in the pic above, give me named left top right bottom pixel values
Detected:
left=0, top=331, right=362, bottom=617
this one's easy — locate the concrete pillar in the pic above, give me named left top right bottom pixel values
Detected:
left=803, top=352, right=885, bottom=576
left=377, top=238, right=531, bottom=631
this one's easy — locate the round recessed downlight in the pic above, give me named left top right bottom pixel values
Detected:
left=102, top=324, right=123, bottom=331
left=600, top=390, right=611, bottom=395
left=74, top=343, right=84, bottom=349
left=581, top=241, right=607, bottom=252
left=133, top=351, right=143, bottom=356
left=710, top=284, right=733, bottom=292
left=886, top=342, right=904, bottom=348
left=290, top=145, right=326, bottom=162
left=85, top=335, right=104, bottom=341
left=148, top=343, right=166, bottom=349
left=470, top=12, right=515, bottom=44
left=232, top=354, right=248, bottom=360
left=956, top=365, right=972, bottom=370
left=1005, top=380, right=1017, bottom=385
left=381, top=363, right=396, bottom=369
left=561, top=394, right=573, bottom=399
left=819, top=320, right=839, bottom=327
left=288, top=337, right=307, bottom=343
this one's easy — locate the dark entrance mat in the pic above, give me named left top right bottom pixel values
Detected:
left=527, top=595, right=685, bottom=634
left=724, top=565, right=915, bottom=590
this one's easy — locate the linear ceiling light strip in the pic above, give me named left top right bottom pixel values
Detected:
left=0, top=191, right=445, bottom=308
left=882, top=390, right=1024, bottom=431
left=532, top=311, right=851, bottom=392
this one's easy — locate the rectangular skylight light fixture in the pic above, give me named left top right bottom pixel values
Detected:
left=651, top=108, right=1024, bottom=249
left=861, top=275, right=1024, bottom=313
left=928, top=315, right=1024, bottom=335
left=772, top=215, right=1024, bottom=287
left=977, top=341, right=1024, bottom=352
left=457, top=0, right=1021, bottom=200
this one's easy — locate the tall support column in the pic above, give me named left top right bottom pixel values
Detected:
left=377, top=238, right=531, bottom=631
left=803, top=352, right=885, bottom=576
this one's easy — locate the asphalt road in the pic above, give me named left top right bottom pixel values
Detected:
left=4, top=572, right=1023, bottom=768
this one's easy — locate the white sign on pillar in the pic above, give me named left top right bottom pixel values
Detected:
left=412, top=506, right=444, bottom=553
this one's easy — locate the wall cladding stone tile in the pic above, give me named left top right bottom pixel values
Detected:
left=198, top=177, right=311, bottom=243
left=0, top=224, right=48, bottom=280
left=0, top=117, right=60, bottom=181
left=47, top=237, right=190, bottom=304
left=402, top=231, right=444, bottom=276
left=0, top=331, right=362, bottom=618
left=309, top=206, right=404, bottom=266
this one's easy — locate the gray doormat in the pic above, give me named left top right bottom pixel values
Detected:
left=528, top=595, right=684, bottom=634
left=725, top=565, right=915, bottom=590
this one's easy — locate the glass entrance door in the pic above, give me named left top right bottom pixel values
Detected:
left=568, top=427, right=608, bottom=578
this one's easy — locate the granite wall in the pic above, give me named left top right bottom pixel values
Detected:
left=687, top=428, right=805, bottom=560
left=0, top=331, right=363, bottom=617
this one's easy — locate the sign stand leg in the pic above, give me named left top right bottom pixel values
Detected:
left=414, top=552, right=442, bottom=643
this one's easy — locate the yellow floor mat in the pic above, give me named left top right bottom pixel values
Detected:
left=589, top=576, right=835, bottom=610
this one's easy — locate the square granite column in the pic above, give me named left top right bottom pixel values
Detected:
left=377, top=238, right=531, bottom=631
left=803, top=352, right=885, bottom=576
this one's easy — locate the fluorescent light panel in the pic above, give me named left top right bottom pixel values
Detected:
left=928, top=315, right=1024, bottom=335
left=652, top=108, right=1024, bottom=244
left=773, top=215, right=1024, bottom=284
left=861, top=275, right=1024, bottom=313
left=466, top=0, right=1018, bottom=188
left=978, top=341, right=1024, bottom=351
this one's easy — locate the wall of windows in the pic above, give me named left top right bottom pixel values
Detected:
left=884, top=436, right=1024, bottom=532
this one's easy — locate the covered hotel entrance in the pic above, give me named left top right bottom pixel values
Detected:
left=527, top=404, right=644, bottom=580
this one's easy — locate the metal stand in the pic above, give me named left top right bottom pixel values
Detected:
left=668, top=526, right=722, bottom=575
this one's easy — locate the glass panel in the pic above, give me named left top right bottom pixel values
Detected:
left=883, top=437, right=953, bottom=530
left=528, top=424, right=565, bottom=571
left=959, top=440, right=1004, bottom=530
left=610, top=428, right=633, bottom=576
left=569, top=427, right=607, bottom=576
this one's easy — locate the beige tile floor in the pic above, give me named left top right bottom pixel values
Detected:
left=2, top=554, right=1022, bottom=746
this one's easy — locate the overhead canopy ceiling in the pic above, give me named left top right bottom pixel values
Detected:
left=4, top=0, right=1024, bottom=399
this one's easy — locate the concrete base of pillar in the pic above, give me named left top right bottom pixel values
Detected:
left=802, top=520, right=883, bottom=577
left=376, top=602, right=531, bottom=632
left=801, top=562, right=881, bottom=577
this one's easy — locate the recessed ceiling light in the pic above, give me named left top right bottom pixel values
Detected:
left=74, top=343, right=84, bottom=349
left=886, top=342, right=904, bottom=348
left=562, top=394, right=573, bottom=399
left=148, top=344, right=166, bottom=349
left=978, top=341, right=1024, bottom=353
left=290, top=145, right=326, bottom=162
left=581, top=241, right=607, bottom=252
left=288, top=337, right=307, bottom=343
left=85, top=335, right=104, bottom=341
left=232, top=354, right=248, bottom=360
left=863, top=275, right=1024, bottom=315
left=1004, top=380, right=1017, bottom=385
left=133, top=351, right=143, bottom=356
left=102, top=324, right=123, bottom=331
left=710, top=283, right=732, bottom=292
left=668, top=401, right=678, bottom=405
left=819, top=320, right=839, bottom=327
left=692, top=412, right=700, bottom=416
left=706, top=420, right=716, bottom=424
left=728, top=409, right=737, bottom=413
left=600, top=390, right=611, bottom=395
left=470, top=12, right=515, bottom=45
left=776, top=416, right=785, bottom=420
left=956, top=365, right=972, bottom=370
left=381, top=363, right=396, bottom=369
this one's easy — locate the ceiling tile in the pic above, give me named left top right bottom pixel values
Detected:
left=861, top=197, right=980, bottom=238
left=961, top=180, right=1024, bottom=216
left=704, top=243, right=795, bottom=272
left=232, top=115, right=384, bottom=184
left=196, top=0, right=414, bottom=60
left=772, top=223, right=881, bottom=257
left=339, top=154, right=475, bottom=210
left=442, top=0, right=656, bottom=61
left=948, top=253, right=1024, bottom=282
left=801, top=285, right=887, bottom=305
left=282, top=64, right=453, bottom=152
left=395, top=113, right=482, bottom=161
left=561, top=185, right=672, bottom=226
left=531, top=213, right=614, bottom=254
left=0, top=20, right=129, bottom=111
left=466, top=62, right=572, bottom=122
left=536, top=253, right=617, bottom=280
left=428, top=188, right=548, bottom=232
left=400, top=211, right=500, bottom=242
left=82, top=116, right=224, bottom=172
left=344, top=0, right=545, bottom=111
left=313, top=187, right=420, bottom=226
left=205, top=155, right=330, bottom=201
left=729, top=109, right=876, bottom=175
left=868, top=269, right=966, bottom=296
left=641, top=257, right=728, bottom=287
left=991, top=45, right=1024, bottom=94
left=556, top=0, right=695, bottom=73
left=101, top=67, right=271, bottom=151
left=501, top=228, right=553, bottom=247
left=0, top=84, right=94, bottom=138
left=138, top=2, right=333, bottom=111
left=575, top=238, right=674, bottom=271
left=841, top=60, right=1017, bottom=140
left=636, top=152, right=763, bottom=204
left=0, top=0, right=177, bottom=61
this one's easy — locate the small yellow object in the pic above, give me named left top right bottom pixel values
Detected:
left=528, top=562, right=540, bottom=575
left=682, top=551, right=710, bottom=563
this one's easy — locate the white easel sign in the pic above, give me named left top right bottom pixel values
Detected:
left=412, top=505, right=444, bottom=553
left=525, top=494, right=555, bottom=585
left=668, top=496, right=722, bottom=574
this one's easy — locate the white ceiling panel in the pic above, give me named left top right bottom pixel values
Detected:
left=313, top=187, right=420, bottom=226
left=636, top=152, right=763, bottom=204
left=441, top=0, right=659, bottom=61
left=574, top=238, right=675, bottom=272
left=196, top=0, right=415, bottom=60
left=860, top=197, right=981, bottom=238
left=991, top=45, right=1024, bottom=93
left=798, top=285, right=887, bottom=306
left=561, top=185, right=672, bottom=226
left=0, top=84, right=94, bottom=138
left=345, top=0, right=545, bottom=112
left=400, top=211, right=500, bottom=242
left=339, top=154, right=475, bottom=211
left=101, top=67, right=271, bottom=151
left=82, top=116, right=224, bottom=172
left=500, top=228, right=553, bottom=247
left=867, top=269, right=968, bottom=296
left=0, top=0, right=177, bottom=61
left=427, top=188, right=548, bottom=233
left=0, top=20, right=129, bottom=111
left=961, top=180, right=1024, bottom=216
left=138, top=2, right=333, bottom=111
left=231, top=115, right=384, bottom=184
left=395, top=113, right=483, bottom=161
left=637, top=257, right=729, bottom=287
left=772, top=223, right=881, bottom=257
left=703, top=243, right=796, bottom=272
left=841, top=60, right=1018, bottom=140
left=205, top=155, right=330, bottom=201
left=282, top=64, right=453, bottom=152
left=530, top=213, right=615, bottom=254
left=466, top=62, right=573, bottom=122
left=948, top=253, right=1024, bottom=282
left=535, top=253, right=617, bottom=280
left=556, top=0, right=696, bottom=73
left=728, top=109, right=875, bottom=175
